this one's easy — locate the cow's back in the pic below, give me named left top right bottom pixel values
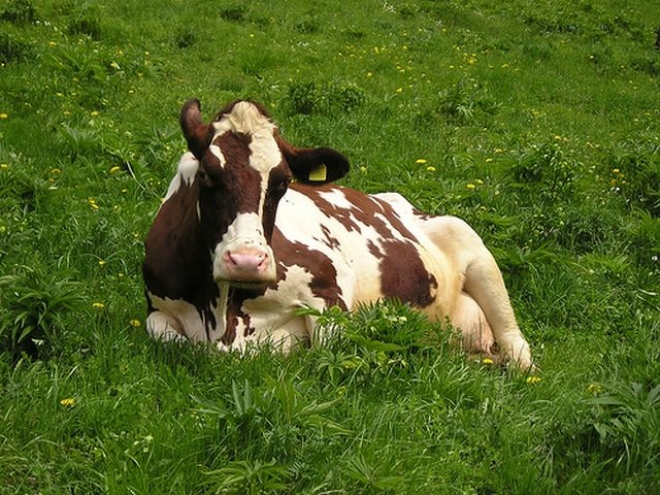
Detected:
left=270, top=183, right=459, bottom=316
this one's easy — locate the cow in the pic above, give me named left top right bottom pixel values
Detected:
left=142, top=99, right=533, bottom=369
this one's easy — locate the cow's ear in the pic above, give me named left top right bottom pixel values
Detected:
left=180, top=99, right=214, bottom=160
left=277, top=136, right=350, bottom=184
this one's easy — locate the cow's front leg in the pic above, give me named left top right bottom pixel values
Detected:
left=145, top=311, right=187, bottom=342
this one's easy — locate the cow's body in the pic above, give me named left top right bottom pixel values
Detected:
left=143, top=99, right=532, bottom=368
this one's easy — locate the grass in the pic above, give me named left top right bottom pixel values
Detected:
left=1, top=0, right=659, bottom=493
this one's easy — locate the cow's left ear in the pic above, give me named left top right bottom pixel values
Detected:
left=277, top=135, right=350, bottom=184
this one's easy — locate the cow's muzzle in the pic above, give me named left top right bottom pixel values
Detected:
left=217, top=246, right=277, bottom=286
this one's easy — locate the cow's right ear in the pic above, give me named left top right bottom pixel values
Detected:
left=277, top=135, right=350, bottom=184
left=180, top=99, right=214, bottom=160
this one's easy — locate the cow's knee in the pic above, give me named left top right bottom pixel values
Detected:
left=145, top=311, right=185, bottom=342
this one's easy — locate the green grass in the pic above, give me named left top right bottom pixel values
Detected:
left=1, top=0, right=659, bottom=493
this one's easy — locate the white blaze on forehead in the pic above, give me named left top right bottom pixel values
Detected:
left=212, top=101, right=281, bottom=173
left=213, top=101, right=276, bottom=137
left=212, top=101, right=283, bottom=217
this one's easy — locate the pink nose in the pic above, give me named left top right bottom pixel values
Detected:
left=225, top=249, right=269, bottom=278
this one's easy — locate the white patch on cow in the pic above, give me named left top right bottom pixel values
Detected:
left=213, top=101, right=276, bottom=137
left=246, top=114, right=283, bottom=219
left=146, top=294, right=208, bottom=342
left=236, top=265, right=323, bottom=349
left=276, top=189, right=385, bottom=304
left=318, top=188, right=355, bottom=210
left=147, top=286, right=229, bottom=343
left=209, top=143, right=226, bottom=168
left=164, top=152, right=198, bottom=202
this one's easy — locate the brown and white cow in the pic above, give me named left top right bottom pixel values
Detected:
left=143, top=99, right=533, bottom=369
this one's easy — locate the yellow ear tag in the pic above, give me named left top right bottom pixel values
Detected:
left=308, top=163, right=327, bottom=182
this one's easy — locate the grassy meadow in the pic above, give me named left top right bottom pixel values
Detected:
left=1, top=0, right=659, bottom=492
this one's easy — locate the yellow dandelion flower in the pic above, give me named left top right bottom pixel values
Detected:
left=588, top=383, right=604, bottom=395
left=485, top=158, right=493, bottom=163
left=466, top=183, right=476, bottom=190
left=482, top=357, right=494, bottom=365
left=0, top=163, right=8, bottom=170
left=92, top=302, right=105, bottom=309
left=98, top=259, right=106, bottom=266
left=129, top=319, right=141, bottom=328
left=60, top=398, right=76, bottom=407
left=426, top=166, right=436, bottom=172
left=109, top=166, right=121, bottom=174
left=612, top=168, right=620, bottom=174
left=90, top=110, right=99, bottom=117
left=395, top=87, right=403, bottom=93
left=88, top=198, right=99, bottom=209
left=415, top=159, right=427, bottom=164
left=0, top=113, right=8, bottom=120
left=526, top=376, right=542, bottom=384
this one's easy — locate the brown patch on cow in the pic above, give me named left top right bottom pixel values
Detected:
left=297, top=184, right=421, bottom=244
left=271, top=230, right=347, bottom=310
left=222, top=287, right=264, bottom=345
left=294, top=184, right=362, bottom=232
left=263, top=163, right=293, bottom=241
left=287, top=183, right=436, bottom=309
left=320, top=224, right=340, bottom=249
left=378, top=240, right=437, bottom=308
left=143, top=177, right=222, bottom=336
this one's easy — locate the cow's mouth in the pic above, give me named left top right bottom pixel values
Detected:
left=227, top=279, right=270, bottom=290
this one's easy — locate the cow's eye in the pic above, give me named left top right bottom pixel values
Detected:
left=274, top=179, right=289, bottom=194
left=197, top=169, right=213, bottom=188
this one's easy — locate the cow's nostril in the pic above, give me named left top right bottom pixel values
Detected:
left=227, top=250, right=268, bottom=271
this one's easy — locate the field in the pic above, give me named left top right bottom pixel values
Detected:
left=1, top=0, right=659, bottom=493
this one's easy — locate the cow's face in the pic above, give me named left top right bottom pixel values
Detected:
left=180, top=99, right=349, bottom=287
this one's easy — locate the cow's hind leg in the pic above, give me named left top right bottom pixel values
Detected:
left=453, top=292, right=496, bottom=359
left=420, top=216, right=533, bottom=369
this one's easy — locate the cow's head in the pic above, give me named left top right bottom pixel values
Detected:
left=180, top=99, right=349, bottom=288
